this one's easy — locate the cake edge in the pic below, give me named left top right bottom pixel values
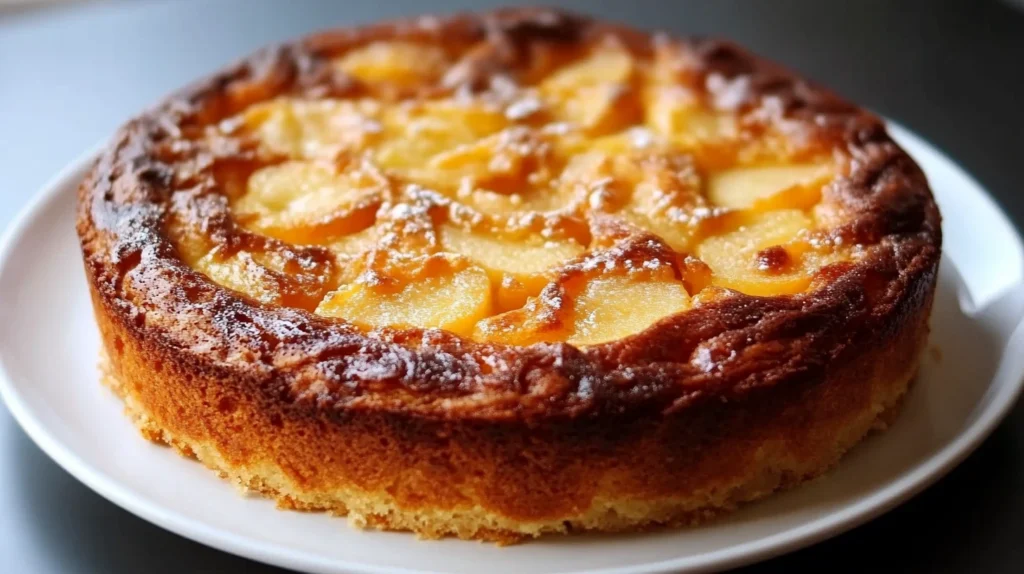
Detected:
left=94, top=284, right=928, bottom=544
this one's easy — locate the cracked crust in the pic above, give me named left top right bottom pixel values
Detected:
left=78, top=7, right=940, bottom=542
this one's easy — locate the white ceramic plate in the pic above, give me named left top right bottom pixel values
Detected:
left=2, top=124, right=1023, bottom=574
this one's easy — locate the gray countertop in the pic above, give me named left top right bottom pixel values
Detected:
left=2, top=0, right=1024, bottom=572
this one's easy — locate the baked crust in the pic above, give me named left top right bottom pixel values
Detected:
left=77, top=8, right=941, bottom=542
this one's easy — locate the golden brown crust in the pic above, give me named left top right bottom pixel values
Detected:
left=94, top=281, right=928, bottom=542
left=77, top=7, right=941, bottom=541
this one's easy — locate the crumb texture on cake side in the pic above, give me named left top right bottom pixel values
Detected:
left=78, top=7, right=941, bottom=543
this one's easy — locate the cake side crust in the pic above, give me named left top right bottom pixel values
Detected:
left=93, top=283, right=930, bottom=543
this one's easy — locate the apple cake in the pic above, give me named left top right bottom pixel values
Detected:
left=76, top=8, right=941, bottom=543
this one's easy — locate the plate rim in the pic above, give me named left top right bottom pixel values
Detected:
left=1, top=125, right=1023, bottom=574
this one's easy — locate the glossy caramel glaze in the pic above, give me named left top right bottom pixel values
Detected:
left=78, top=7, right=939, bottom=426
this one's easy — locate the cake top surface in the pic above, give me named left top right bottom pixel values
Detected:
left=78, top=8, right=940, bottom=419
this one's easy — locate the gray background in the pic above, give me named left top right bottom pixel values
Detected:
left=2, top=0, right=1023, bottom=572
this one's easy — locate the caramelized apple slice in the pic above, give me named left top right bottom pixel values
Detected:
left=543, top=46, right=635, bottom=91
left=696, top=209, right=818, bottom=296
left=374, top=101, right=509, bottom=181
left=556, top=148, right=705, bottom=251
left=446, top=145, right=585, bottom=215
left=644, top=85, right=694, bottom=135
left=556, top=152, right=629, bottom=211
left=439, top=223, right=583, bottom=306
left=336, top=41, right=449, bottom=86
left=242, top=98, right=382, bottom=160
left=678, top=108, right=740, bottom=145
left=326, top=226, right=378, bottom=257
left=194, top=245, right=333, bottom=310
left=621, top=212, right=699, bottom=253
left=559, top=85, right=643, bottom=135
left=626, top=153, right=705, bottom=249
left=234, top=161, right=381, bottom=245
left=459, top=187, right=578, bottom=215
left=425, top=127, right=553, bottom=194
left=316, top=262, right=492, bottom=335
left=708, top=164, right=832, bottom=209
left=472, top=282, right=567, bottom=346
left=194, top=248, right=280, bottom=304
left=541, top=47, right=641, bottom=134
left=645, top=86, right=738, bottom=143
left=567, top=276, right=690, bottom=345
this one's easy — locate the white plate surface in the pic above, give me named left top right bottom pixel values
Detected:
left=2, top=124, right=1024, bottom=574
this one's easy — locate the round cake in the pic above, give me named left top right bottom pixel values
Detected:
left=76, top=8, right=941, bottom=543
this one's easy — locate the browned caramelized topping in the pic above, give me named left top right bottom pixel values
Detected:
left=78, top=8, right=940, bottom=415
left=150, top=9, right=882, bottom=345
left=756, top=245, right=792, bottom=274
